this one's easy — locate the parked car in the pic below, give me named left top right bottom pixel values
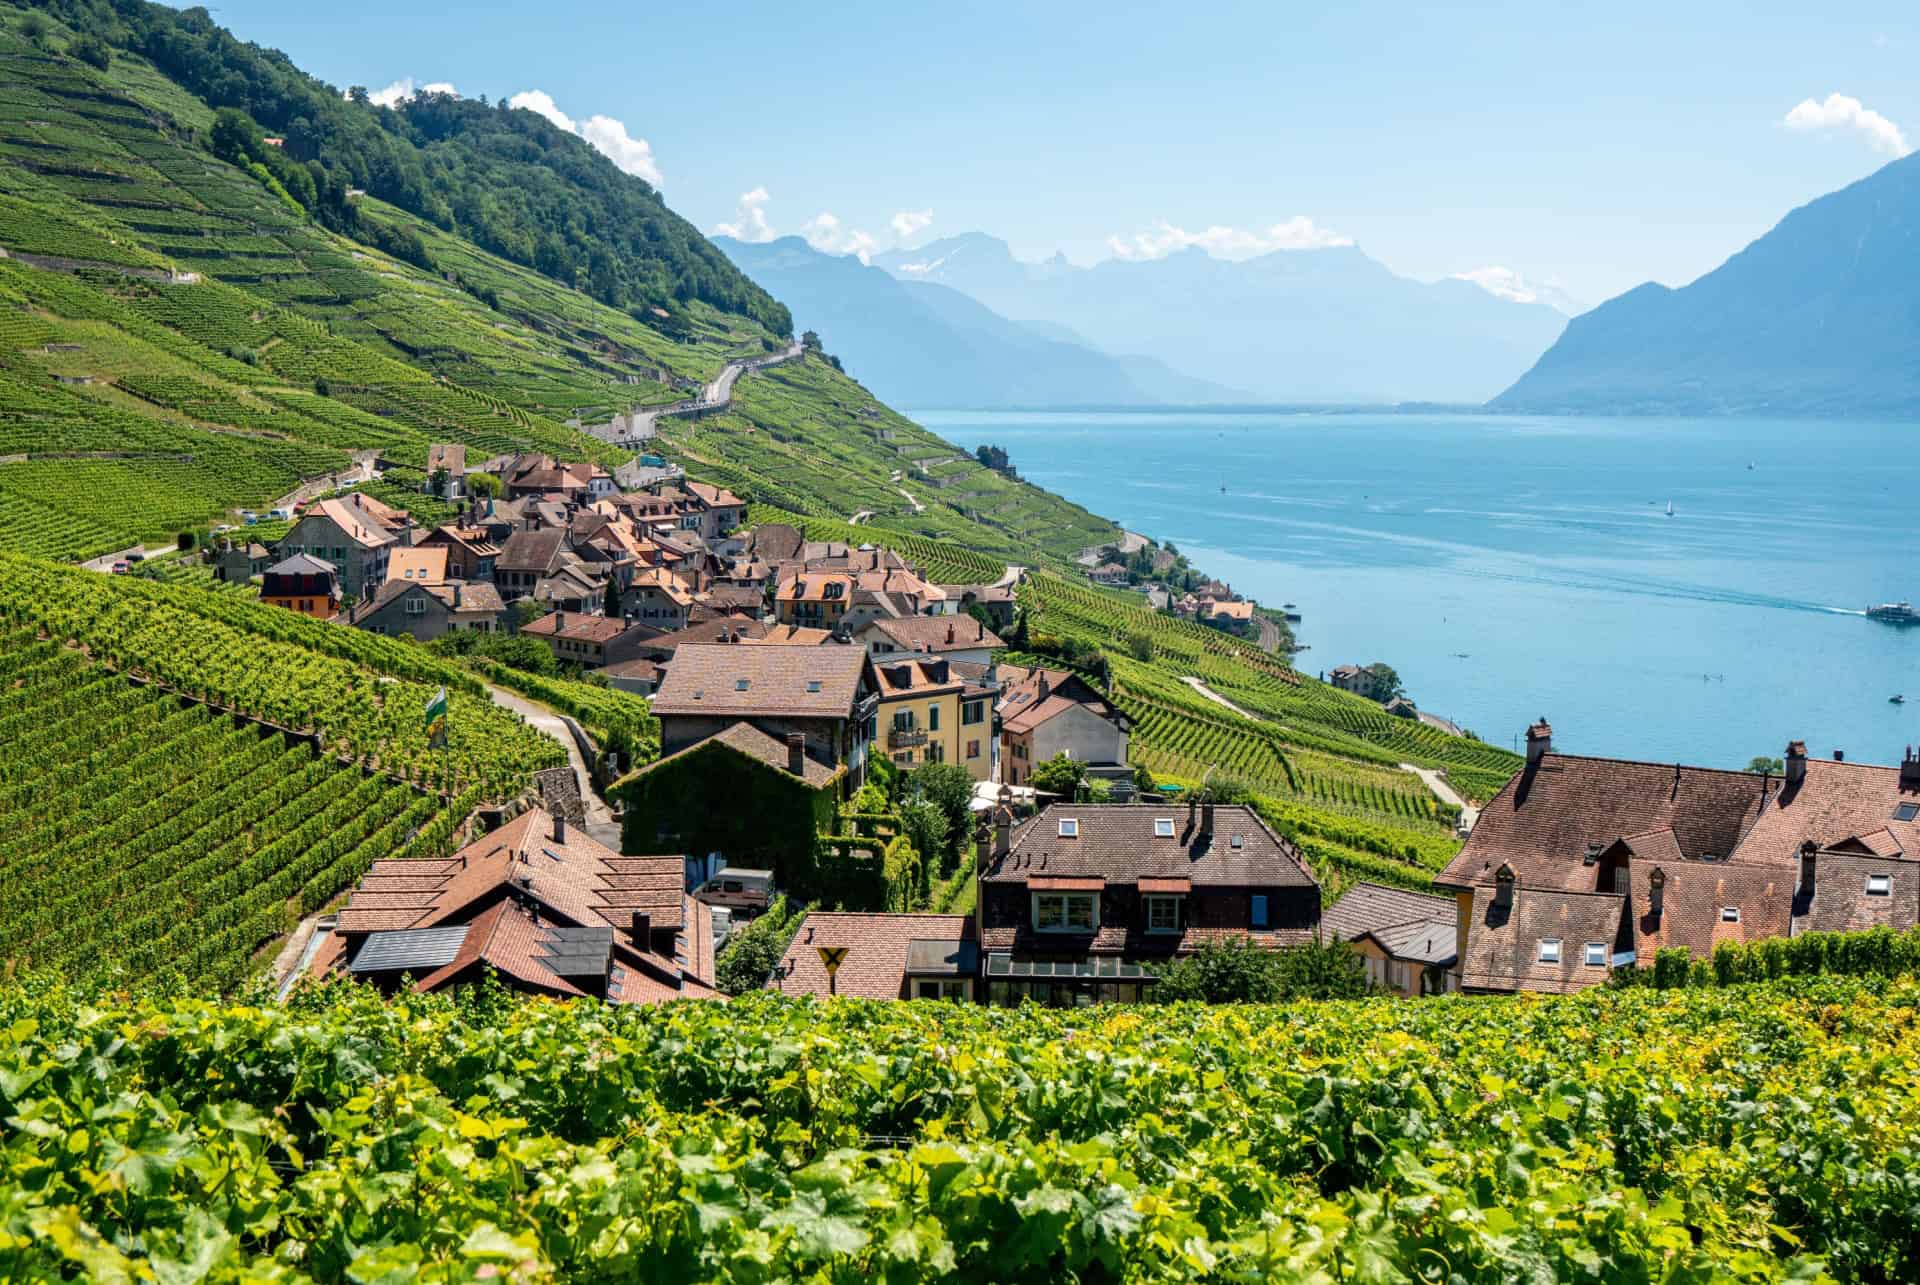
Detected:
left=110, top=561, right=128, bottom=574
left=269, top=507, right=294, bottom=521
left=692, top=868, right=774, bottom=914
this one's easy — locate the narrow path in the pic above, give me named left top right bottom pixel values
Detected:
left=80, top=542, right=175, bottom=573
left=593, top=341, right=805, bottom=446
left=896, top=486, right=925, bottom=514
left=848, top=509, right=873, bottom=525
left=1180, top=675, right=1258, bottom=721
left=267, top=450, right=380, bottom=513
left=479, top=681, right=616, bottom=830
left=994, top=564, right=1025, bottom=588
left=1400, top=762, right=1479, bottom=833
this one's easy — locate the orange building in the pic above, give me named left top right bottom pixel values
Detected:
left=260, top=552, right=342, bottom=620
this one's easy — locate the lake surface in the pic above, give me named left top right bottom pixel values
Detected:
left=916, top=409, right=1920, bottom=768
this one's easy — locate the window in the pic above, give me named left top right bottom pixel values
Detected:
left=914, top=978, right=970, bottom=1000
left=1146, top=895, right=1181, bottom=934
left=1250, top=894, right=1269, bottom=929
left=1154, top=818, right=1175, bottom=838
left=1538, top=939, right=1562, bottom=964
left=966, top=739, right=980, bottom=759
left=928, top=703, right=941, bottom=731
left=735, top=678, right=750, bottom=691
left=963, top=700, right=985, bottom=726
left=1720, top=906, right=1740, bottom=923
left=1868, top=873, right=1893, bottom=897
left=893, top=710, right=916, bottom=731
left=893, top=752, right=913, bottom=765
left=1035, top=892, right=1097, bottom=932
left=1057, top=818, right=1078, bottom=837
left=807, top=680, right=823, bottom=693
left=928, top=742, right=945, bottom=763
left=404, top=596, right=425, bottom=615
left=1896, top=802, right=1920, bottom=822
left=1584, top=942, right=1607, bottom=967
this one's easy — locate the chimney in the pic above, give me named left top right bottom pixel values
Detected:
left=1525, top=718, right=1552, bottom=768
left=1785, top=740, right=1807, bottom=789
left=1493, top=862, right=1516, bottom=909
left=1187, top=794, right=1197, bottom=830
left=551, top=812, right=566, bottom=844
left=1647, top=865, right=1665, bottom=917
left=786, top=732, right=805, bottom=775
left=630, top=909, right=650, bottom=945
left=1200, top=800, right=1216, bottom=837
left=993, top=807, right=1012, bottom=859
left=554, top=610, right=565, bottom=632
left=1833, top=749, right=1844, bottom=762
left=945, top=621, right=955, bottom=645
left=1036, top=673, right=1052, bottom=701
left=1798, top=842, right=1817, bottom=900
left=1903, top=746, right=1920, bottom=792
left=974, top=820, right=991, bottom=871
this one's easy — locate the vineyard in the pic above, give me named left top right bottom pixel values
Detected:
left=0, top=554, right=566, bottom=800
left=0, top=627, right=474, bottom=991
left=7, top=973, right=1920, bottom=1279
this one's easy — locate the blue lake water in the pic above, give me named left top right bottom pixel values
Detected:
left=915, top=409, right=1920, bottom=768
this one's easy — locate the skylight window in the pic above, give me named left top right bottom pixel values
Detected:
left=1153, top=817, right=1175, bottom=838
left=1583, top=942, right=1606, bottom=967
left=1868, top=873, right=1893, bottom=897
left=1230, top=834, right=1244, bottom=848
left=1720, top=906, right=1740, bottom=923
left=1538, top=939, right=1562, bottom=964
left=1896, top=802, right=1920, bottom=822
left=1058, top=818, right=1078, bottom=837
left=807, top=680, right=823, bottom=693
left=735, top=678, right=750, bottom=691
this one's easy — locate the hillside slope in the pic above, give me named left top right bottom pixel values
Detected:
left=1494, top=152, right=1920, bottom=415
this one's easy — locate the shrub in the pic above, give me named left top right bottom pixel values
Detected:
left=713, top=896, right=800, bottom=996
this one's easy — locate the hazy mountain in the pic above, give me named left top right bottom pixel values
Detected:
left=875, top=234, right=1566, bottom=404
left=716, top=236, right=1245, bottom=407
left=1495, top=155, right=1920, bottom=415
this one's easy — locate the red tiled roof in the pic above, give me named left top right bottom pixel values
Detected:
left=1458, top=885, right=1624, bottom=995
left=1320, top=881, right=1457, bottom=941
left=772, top=912, right=975, bottom=1000
left=650, top=643, right=874, bottom=720
left=987, top=804, right=1315, bottom=888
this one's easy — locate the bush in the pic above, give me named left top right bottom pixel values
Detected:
left=1152, top=937, right=1371, bottom=1004
left=901, top=762, right=973, bottom=869
left=1029, top=753, right=1086, bottom=800
left=713, top=896, right=801, bottom=996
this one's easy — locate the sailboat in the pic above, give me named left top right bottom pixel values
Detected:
left=1665, top=499, right=1674, bottom=518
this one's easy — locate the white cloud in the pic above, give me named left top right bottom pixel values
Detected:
left=1103, top=216, right=1352, bottom=261
left=803, top=212, right=877, bottom=262
left=889, top=208, right=934, bottom=240
left=507, top=89, right=663, bottom=185
left=713, top=187, right=775, bottom=242
left=1451, top=266, right=1583, bottom=316
left=1783, top=92, right=1910, bottom=157
left=363, top=78, right=458, bottom=108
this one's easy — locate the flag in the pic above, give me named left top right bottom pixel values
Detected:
left=424, top=686, right=449, bottom=748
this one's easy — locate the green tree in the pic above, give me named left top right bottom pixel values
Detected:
left=1030, top=753, right=1087, bottom=800
left=69, top=32, right=111, bottom=69
left=209, top=107, right=261, bottom=166
left=1745, top=756, right=1785, bottom=775
left=1125, top=632, right=1153, bottom=662
left=1271, top=937, right=1372, bottom=1000
left=1364, top=662, right=1404, bottom=701
left=466, top=472, right=502, bottom=500
left=713, top=897, right=802, bottom=995
left=897, top=795, right=950, bottom=884
left=1151, top=938, right=1284, bottom=1003
left=512, top=598, right=549, bottom=629
left=903, top=762, right=975, bottom=870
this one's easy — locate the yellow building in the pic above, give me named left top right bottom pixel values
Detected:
left=1319, top=881, right=1460, bottom=997
left=775, top=572, right=851, bottom=628
left=874, top=657, right=993, bottom=777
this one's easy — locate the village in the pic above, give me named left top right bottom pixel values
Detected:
left=170, top=446, right=1920, bottom=1010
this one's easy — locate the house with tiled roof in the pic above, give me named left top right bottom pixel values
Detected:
left=426, top=443, right=467, bottom=498
left=621, top=566, right=698, bottom=631
left=417, top=523, right=501, bottom=583
left=260, top=553, right=341, bottom=620
left=977, top=800, right=1320, bottom=1004
left=1319, top=881, right=1459, bottom=996
left=1438, top=720, right=1920, bottom=995
left=310, top=808, right=717, bottom=1005
left=519, top=608, right=657, bottom=667
left=650, top=642, right=880, bottom=788
left=350, top=578, right=507, bottom=640
left=775, top=571, right=853, bottom=629
left=496, top=528, right=571, bottom=602
left=997, top=666, right=1130, bottom=789
left=859, top=615, right=1004, bottom=666
left=771, top=913, right=978, bottom=1000
left=277, top=496, right=411, bottom=598
left=874, top=656, right=995, bottom=779
left=385, top=545, right=447, bottom=586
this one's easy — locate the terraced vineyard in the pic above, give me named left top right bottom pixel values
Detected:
left=0, top=627, right=474, bottom=991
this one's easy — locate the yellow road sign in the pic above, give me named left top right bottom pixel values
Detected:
left=817, top=945, right=849, bottom=994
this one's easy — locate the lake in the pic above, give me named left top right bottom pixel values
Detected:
left=916, top=409, right=1920, bottom=768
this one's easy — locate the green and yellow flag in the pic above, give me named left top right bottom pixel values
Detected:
left=424, top=685, right=449, bottom=748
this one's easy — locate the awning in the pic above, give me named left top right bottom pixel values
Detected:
left=1136, top=877, right=1192, bottom=894
left=906, top=938, right=979, bottom=975
left=1028, top=876, right=1105, bottom=891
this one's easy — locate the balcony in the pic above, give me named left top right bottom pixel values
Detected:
left=889, top=727, right=928, bottom=749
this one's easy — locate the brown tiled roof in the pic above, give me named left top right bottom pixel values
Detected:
left=772, top=912, right=976, bottom=1000
left=1458, top=885, right=1624, bottom=994
left=631, top=615, right=766, bottom=657
left=498, top=528, right=569, bottom=575
left=1795, top=850, right=1919, bottom=935
left=1321, top=881, right=1457, bottom=941
left=1625, top=860, right=1793, bottom=958
left=307, top=497, right=397, bottom=549
left=706, top=584, right=767, bottom=612
left=875, top=657, right=964, bottom=696
left=1029, top=875, right=1106, bottom=891
left=986, top=804, right=1316, bottom=888
left=747, top=523, right=804, bottom=562
left=866, top=615, right=1004, bottom=653
left=1003, top=694, right=1096, bottom=735
left=522, top=612, right=631, bottom=643
left=686, top=480, right=745, bottom=508
left=747, top=625, right=833, bottom=646
left=777, top=572, right=852, bottom=603
left=427, top=443, right=467, bottom=474
left=650, top=643, right=874, bottom=720
left=615, top=720, right=841, bottom=790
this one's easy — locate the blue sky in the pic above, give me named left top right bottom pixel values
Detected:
left=205, top=1, right=1916, bottom=307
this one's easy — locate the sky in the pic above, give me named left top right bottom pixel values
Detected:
left=200, top=1, right=1919, bottom=308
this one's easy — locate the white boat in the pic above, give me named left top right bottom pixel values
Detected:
left=1665, top=500, right=1674, bottom=518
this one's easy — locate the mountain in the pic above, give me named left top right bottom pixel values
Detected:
left=875, top=235, right=1566, bottom=404
left=1494, top=156, right=1920, bottom=415
left=713, top=236, right=1244, bottom=407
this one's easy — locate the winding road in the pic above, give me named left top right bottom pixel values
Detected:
left=480, top=681, right=618, bottom=839
left=591, top=341, right=805, bottom=446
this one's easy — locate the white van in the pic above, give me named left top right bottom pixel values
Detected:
left=693, top=868, right=773, bottom=914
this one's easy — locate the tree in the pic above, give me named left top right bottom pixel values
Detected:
left=714, top=896, right=801, bottom=995
left=1030, top=753, right=1087, bottom=800
left=69, top=32, right=111, bottom=69
left=801, top=330, right=822, bottom=351
left=1125, top=632, right=1153, bottom=662
left=1364, top=662, right=1404, bottom=701
left=512, top=598, right=550, bottom=628
left=1271, top=937, right=1373, bottom=1000
left=1133, top=761, right=1157, bottom=795
left=1151, top=938, right=1284, bottom=1003
left=897, top=795, right=950, bottom=883
left=902, top=762, right=974, bottom=870
left=209, top=107, right=261, bottom=166
left=175, top=530, right=195, bottom=551
left=428, top=467, right=450, bottom=499
left=466, top=472, right=502, bottom=499
left=1746, top=756, right=1785, bottom=775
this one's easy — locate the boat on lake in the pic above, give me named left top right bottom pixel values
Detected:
left=1866, top=602, right=1920, bottom=625
left=1892, top=694, right=1907, bottom=705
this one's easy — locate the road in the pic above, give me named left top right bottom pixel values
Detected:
left=1181, top=676, right=1258, bottom=721
left=80, top=542, right=177, bottom=573
left=479, top=680, right=617, bottom=834
left=994, top=564, right=1025, bottom=588
left=268, top=450, right=380, bottom=513
left=1400, top=762, right=1479, bottom=834
left=592, top=341, right=805, bottom=446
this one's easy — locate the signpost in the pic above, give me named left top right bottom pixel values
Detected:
left=817, top=945, right=848, bottom=996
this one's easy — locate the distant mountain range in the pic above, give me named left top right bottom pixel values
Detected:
left=714, top=236, right=1242, bottom=408
left=874, top=234, right=1568, bottom=404
left=1495, top=153, right=1920, bottom=416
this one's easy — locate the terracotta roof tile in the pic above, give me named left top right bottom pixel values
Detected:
left=986, top=804, right=1316, bottom=888
left=651, top=643, right=875, bottom=720
left=773, top=912, right=976, bottom=1000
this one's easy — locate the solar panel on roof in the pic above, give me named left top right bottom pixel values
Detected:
left=348, top=926, right=469, bottom=973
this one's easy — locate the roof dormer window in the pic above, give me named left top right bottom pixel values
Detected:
left=1057, top=818, right=1078, bottom=838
